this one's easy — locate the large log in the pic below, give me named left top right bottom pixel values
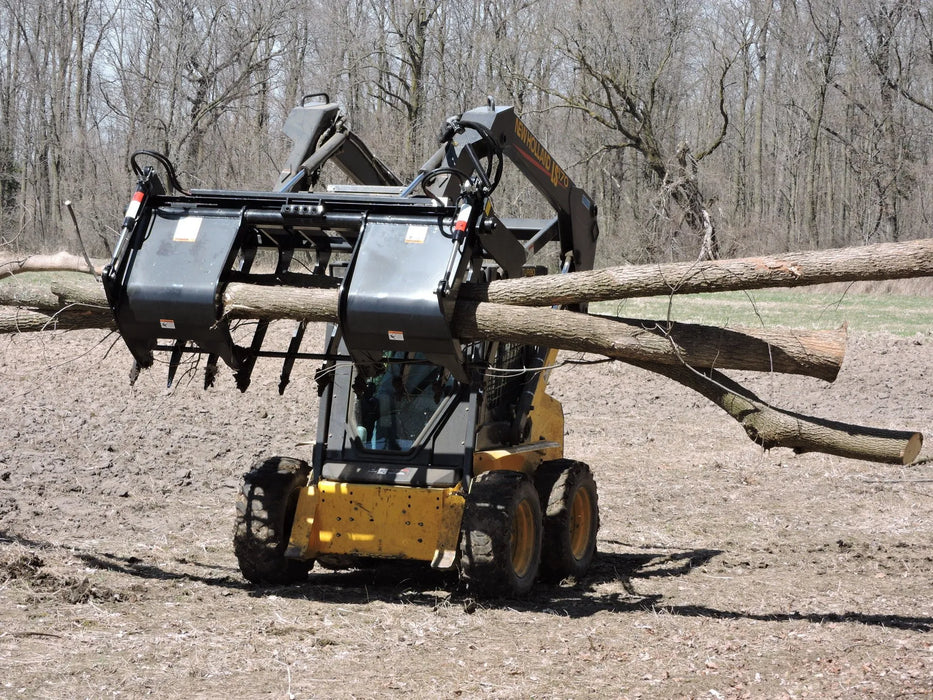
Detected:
left=42, top=278, right=845, bottom=380
left=0, top=306, right=113, bottom=333
left=0, top=275, right=921, bottom=465
left=0, top=274, right=112, bottom=332
left=462, top=238, right=933, bottom=306
left=5, top=239, right=931, bottom=310
left=223, top=283, right=847, bottom=380
left=0, top=251, right=105, bottom=279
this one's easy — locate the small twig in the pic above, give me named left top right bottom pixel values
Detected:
left=65, top=200, right=100, bottom=282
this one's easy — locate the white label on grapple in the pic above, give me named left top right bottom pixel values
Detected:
left=160, top=319, right=176, bottom=330
left=388, top=330, right=405, bottom=341
left=404, top=225, right=428, bottom=244
left=173, top=217, right=202, bottom=242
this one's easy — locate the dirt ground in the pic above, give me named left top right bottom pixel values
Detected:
left=0, top=322, right=931, bottom=699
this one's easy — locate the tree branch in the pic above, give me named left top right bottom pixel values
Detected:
left=634, top=360, right=922, bottom=465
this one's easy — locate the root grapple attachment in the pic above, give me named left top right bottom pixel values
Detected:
left=103, top=99, right=598, bottom=392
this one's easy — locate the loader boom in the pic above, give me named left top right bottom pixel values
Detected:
left=276, top=94, right=402, bottom=192
left=420, top=104, right=599, bottom=273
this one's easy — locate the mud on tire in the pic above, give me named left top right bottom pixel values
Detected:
left=233, top=456, right=312, bottom=585
left=459, top=470, right=543, bottom=598
left=534, top=459, right=599, bottom=581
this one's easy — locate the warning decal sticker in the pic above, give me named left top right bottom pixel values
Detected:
left=173, top=217, right=202, bottom=242
left=404, top=225, right=428, bottom=244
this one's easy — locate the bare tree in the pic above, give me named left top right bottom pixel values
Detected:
left=3, top=0, right=933, bottom=260
left=542, top=0, right=743, bottom=262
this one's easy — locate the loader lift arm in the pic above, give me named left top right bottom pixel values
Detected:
left=275, top=93, right=402, bottom=193
left=416, top=102, right=599, bottom=274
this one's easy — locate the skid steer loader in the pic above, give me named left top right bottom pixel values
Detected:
left=103, top=95, right=601, bottom=596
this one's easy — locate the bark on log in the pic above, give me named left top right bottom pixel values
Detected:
left=0, top=252, right=105, bottom=279
left=41, top=278, right=844, bottom=380
left=462, top=238, right=933, bottom=306
left=635, top=360, right=923, bottom=465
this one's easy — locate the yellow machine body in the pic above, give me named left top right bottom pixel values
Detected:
left=287, top=349, right=565, bottom=568
left=286, top=480, right=466, bottom=567
left=473, top=349, right=564, bottom=475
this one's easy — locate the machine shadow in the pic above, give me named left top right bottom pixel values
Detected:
left=4, top=534, right=929, bottom=632
left=265, top=547, right=933, bottom=632
left=0, top=531, right=248, bottom=590
left=248, top=547, right=718, bottom=611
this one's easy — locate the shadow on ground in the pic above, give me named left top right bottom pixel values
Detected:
left=4, top=532, right=930, bottom=631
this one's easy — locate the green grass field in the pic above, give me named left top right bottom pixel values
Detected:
left=593, top=287, right=933, bottom=336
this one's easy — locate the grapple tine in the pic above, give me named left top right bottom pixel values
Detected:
left=128, top=360, right=141, bottom=386
left=204, top=353, right=219, bottom=389
left=166, top=340, right=186, bottom=388
left=278, top=322, right=307, bottom=395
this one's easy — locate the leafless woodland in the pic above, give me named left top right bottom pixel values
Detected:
left=2, top=0, right=933, bottom=264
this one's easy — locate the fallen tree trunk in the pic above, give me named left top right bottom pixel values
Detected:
left=224, top=284, right=849, bottom=380
left=462, top=238, right=933, bottom=306
left=635, top=360, right=923, bottom=465
left=8, top=239, right=931, bottom=310
left=41, top=278, right=844, bottom=380
left=0, top=275, right=920, bottom=464
left=454, top=304, right=846, bottom=382
left=8, top=277, right=920, bottom=464
left=0, top=307, right=113, bottom=333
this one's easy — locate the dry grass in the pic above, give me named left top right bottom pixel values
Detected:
left=804, top=277, right=933, bottom=297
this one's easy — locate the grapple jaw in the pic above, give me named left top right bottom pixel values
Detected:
left=101, top=179, right=477, bottom=391
left=104, top=206, right=246, bottom=375
left=338, top=214, right=473, bottom=383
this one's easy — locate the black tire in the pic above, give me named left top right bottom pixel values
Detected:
left=534, top=460, right=599, bottom=581
left=233, top=456, right=313, bottom=585
left=459, top=470, right=543, bottom=598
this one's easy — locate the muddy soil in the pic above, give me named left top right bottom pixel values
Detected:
left=0, top=325, right=931, bottom=698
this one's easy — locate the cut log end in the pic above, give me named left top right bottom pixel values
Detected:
left=752, top=408, right=924, bottom=466
left=902, top=433, right=924, bottom=465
